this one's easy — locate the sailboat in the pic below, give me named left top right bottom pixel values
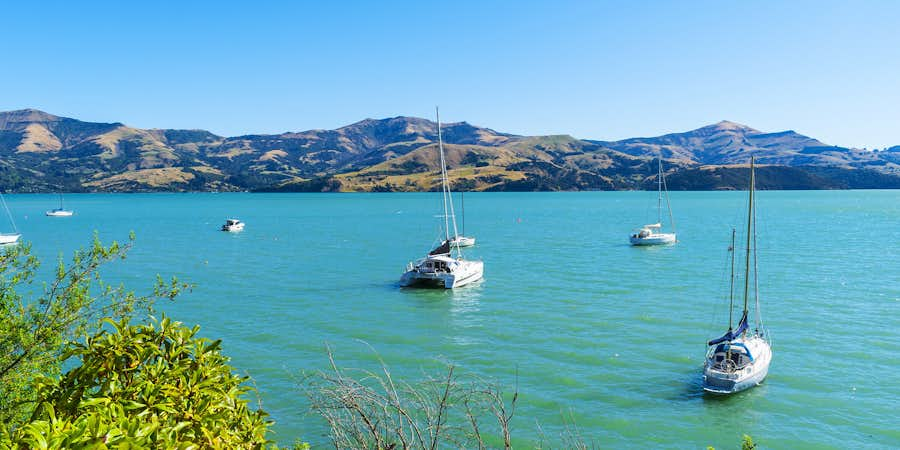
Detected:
left=630, top=158, right=676, bottom=245
left=0, top=192, right=21, bottom=245
left=46, top=192, right=74, bottom=217
left=702, top=157, right=772, bottom=394
left=448, top=191, right=475, bottom=247
left=400, top=108, right=484, bottom=289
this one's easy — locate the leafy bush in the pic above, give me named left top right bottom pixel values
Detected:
left=2, top=317, right=279, bottom=449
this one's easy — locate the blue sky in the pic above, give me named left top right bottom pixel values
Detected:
left=2, top=1, right=898, bottom=148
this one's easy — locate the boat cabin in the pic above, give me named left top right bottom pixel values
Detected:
left=708, top=343, right=754, bottom=371
left=632, top=223, right=661, bottom=239
left=416, top=255, right=457, bottom=273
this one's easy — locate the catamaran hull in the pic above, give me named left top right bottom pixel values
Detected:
left=400, top=261, right=484, bottom=289
left=0, top=233, right=21, bottom=245
left=630, top=233, right=676, bottom=246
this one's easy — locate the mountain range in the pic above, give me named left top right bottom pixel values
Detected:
left=1, top=108, right=899, bottom=192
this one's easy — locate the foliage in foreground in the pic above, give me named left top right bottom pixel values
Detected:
left=1, top=317, right=278, bottom=449
left=0, top=234, right=183, bottom=426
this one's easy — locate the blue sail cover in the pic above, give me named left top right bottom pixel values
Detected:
left=707, top=312, right=749, bottom=346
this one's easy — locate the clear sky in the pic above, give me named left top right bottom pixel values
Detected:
left=1, top=1, right=898, bottom=148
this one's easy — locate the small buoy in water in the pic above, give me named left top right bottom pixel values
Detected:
left=614, top=353, right=619, bottom=358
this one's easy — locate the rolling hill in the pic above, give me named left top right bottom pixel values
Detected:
left=0, top=109, right=897, bottom=192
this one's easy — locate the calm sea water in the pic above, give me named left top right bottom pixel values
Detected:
left=7, top=191, right=899, bottom=449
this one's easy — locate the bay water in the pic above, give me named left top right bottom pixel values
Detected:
left=7, top=191, right=899, bottom=448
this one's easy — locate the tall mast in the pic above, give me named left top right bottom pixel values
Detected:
left=729, top=228, right=736, bottom=330
left=742, top=157, right=755, bottom=328
left=657, top=159, right=663, bottom=224
left=436, top=107, right=462, bottom=254
left=460, top=191, right=465, bottom=236
left=436, top=107, right=450, bottom=242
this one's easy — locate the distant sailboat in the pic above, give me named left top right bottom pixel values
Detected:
left=46, top=193, right=74, bottom=217
left=0, top=192, right=20, bottom=245
left=702, top=157, right=772, bottom=394
left=630, top=158, right=676, bottom=245
left=449, top=191, right=475, bottom=247
left=400, top=107, right=484, bottom=289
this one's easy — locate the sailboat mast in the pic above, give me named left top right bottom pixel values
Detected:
left=742, top=157, right=755, bottom=324
left=436, top=107, right=451, bottom=242
left=657, top=159, right=663, bottom=224
left=460, top=191, right=465, bottom=236
left=729, top=228, right=736, bottom=330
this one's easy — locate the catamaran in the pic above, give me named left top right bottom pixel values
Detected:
left=702, top=157, right=772, bottom=394
left=400, top=108, right=483, bottom=289
left=46, top=193, right=74, bottom=217
left=0, top=192, right=20, bottom=245
left=630, top=158, right=676, bottom=245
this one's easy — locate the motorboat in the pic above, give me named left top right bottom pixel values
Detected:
left=221, top=219, right=244, bottom=232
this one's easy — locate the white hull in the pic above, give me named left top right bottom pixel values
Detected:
left=46, top=209, right=74, bottom=217
left=223, top=224, right=244, bottom=232
left=0, top=233, right=21, bottom=245
left=630, top=232, right=676, bottom=246
left=400, top=257, right=483, bottom=289
left=703, top=335, right=772, bottom=394
left=449, top=235, right=475, bottom=247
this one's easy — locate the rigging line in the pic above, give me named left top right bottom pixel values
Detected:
left=661, top=158, right=676, bottom=233
left=753, top=183, right=763, bottom=332
left=0, top=192, right=17, bottom=233
left=729, top=228, right=736, bottom=330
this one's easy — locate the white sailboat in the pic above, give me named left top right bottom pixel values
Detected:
left=702, top=157, right=772, bottom=394
left=449, top=191, right=475, bottom=247
left=400, top=108, right=484, bottom=289
left=630, top=158, right=676, bottom=246
left=46, top=193, right=74, bottom=217
left=0, top=192, right=21, bottom=245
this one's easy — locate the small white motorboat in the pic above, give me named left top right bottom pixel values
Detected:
left=221, top=219, right=244, bottom=232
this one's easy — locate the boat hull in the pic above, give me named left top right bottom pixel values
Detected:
left=0, top=233, right=21, bottom=245
left=702, top=336, right=772, bottom=394
left=46, top=209, right=73, bottom=217
left=400, top=260, right=483, bottom=289
left=630, top=233, right=676, bottom=246
left=449, top=236, right=476, bottom=247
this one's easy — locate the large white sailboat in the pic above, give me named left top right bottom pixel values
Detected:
left=702, top=157, right=772, bottom=394
left=0, top=192, right=21, bottom=245
left=400, top=108, right=484, bottom=289
left=630, top=158, right=676, bottom=246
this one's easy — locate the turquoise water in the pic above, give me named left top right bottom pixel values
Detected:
left=7, top=191, right=899, bottom=449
